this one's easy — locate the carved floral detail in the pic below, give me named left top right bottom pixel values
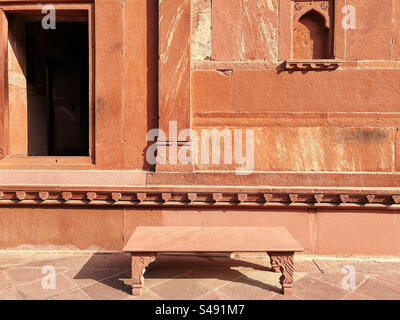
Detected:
left=137, top=193, right=147, bottom=202
left=16, top=191, right=26, bottom=201
left=269, top=253, right=295, bottom=295
left=162, top=193, right=172, bottom=202
left=314, top=194, right=323, bottom=203
left=264, top=193, right=273, bottom=202
left=238, top=193, right=248, bottom=203
left=213, top=193, right=223, bottom=202
left=87, top=192, right=97, bottom=202
left=131, top=253, right=156, bottom=295
left=62, top=192, right=72, bottom=201
left=112, top=192, right=122, bottom=202
left=340, top=194, right=350, bottom=203
left=289, top=194, right=299, bottom=203
left=39, top=192, right=49, bottom=201
left=188, top=193, right=197, bottom=202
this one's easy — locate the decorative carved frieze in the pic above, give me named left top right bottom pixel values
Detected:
left=0, top=189, right=398, bottom=210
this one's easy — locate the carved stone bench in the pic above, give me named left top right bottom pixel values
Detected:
left=123, top=226, right=304, bottom=296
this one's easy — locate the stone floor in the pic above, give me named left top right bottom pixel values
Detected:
left=0, top=251, right=400, bottom=300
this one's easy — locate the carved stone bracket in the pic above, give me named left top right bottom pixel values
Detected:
left=268, top=252, right=295, bottom=295
left=112, top=192, right=122, bottom=202
left=131, top=253, right=157, bottom=296
left=285, top=59, right=340, bottom=70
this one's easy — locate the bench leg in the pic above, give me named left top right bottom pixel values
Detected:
left=268, top=253, right=281, bottom=273
left=131, top=253, right=157, bottom=296
left=268, top=252, right=295, bottom=296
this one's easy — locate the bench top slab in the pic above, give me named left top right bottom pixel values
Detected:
left=123, top=227, right=304, bottom=253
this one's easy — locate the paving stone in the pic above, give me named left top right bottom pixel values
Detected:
left=198, top=290, right=230, bottom=300
left=343, top=292, right=374, bottom=300
left=0, top=271, right=12, bottom=292
left=0, top=252, right=35, bottom=267
left=63, top=267, right=127, bottom=288
left=0, top=287, right=21, bottom=300
left=314, top=272, right=367, bottom=289
left=14, top=273, right=78, bottom=300
left=81, top=274, right=132, bottom=300
left=124, top=289, right=162, bottom=300
left=1, top=252, right=400, bottom=300
left=369, top=272, right=400, bottom=287
left=150, top=278, right=213, bottom=300
left=215, top=278, right=277, bottom=300
left=353, top=278, right=400, bottom=300
left=23, top=254, right=92, bottom=269
left=6, top=267, right=67, bottom=285
left=290, top=275, right=349, bottom=300
left=52, top=289, right=90, bottom=300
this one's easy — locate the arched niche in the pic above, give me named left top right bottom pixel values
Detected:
left=293, top=8, right=333, bottom=59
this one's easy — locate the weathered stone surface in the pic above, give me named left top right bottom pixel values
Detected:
left=212, top=0, right=241, bottom=60
left=159, top=0, right=191, bottom=133
left=191, top=0, right=211, bottom=61
left=191, top=70, right=231, bottom=112
left=253, top=127, right=395, bottom=172
left=242, top=0, right=278, bottom=60
left=394, top=0, right=400, bottom=59
left=231, top=70, right=400, bottom=112
left=346, top=0, right=393, bottom=60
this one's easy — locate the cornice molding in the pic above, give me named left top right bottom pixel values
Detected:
left=0, top=189, right=399, bottom=210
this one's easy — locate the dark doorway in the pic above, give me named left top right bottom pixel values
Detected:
left=25, top=22, right=89, bottom=156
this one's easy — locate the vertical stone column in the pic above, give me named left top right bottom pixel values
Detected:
left=0, top=10, right=7, bottom=159
left=158, top=0, right=192, bottom=172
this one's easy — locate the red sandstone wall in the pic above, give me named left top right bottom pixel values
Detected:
left=191, top=0, right=400, bottom=172
left=0, top=0, right=400, bottom=256
left=1, top=206, right=400, bottom=256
